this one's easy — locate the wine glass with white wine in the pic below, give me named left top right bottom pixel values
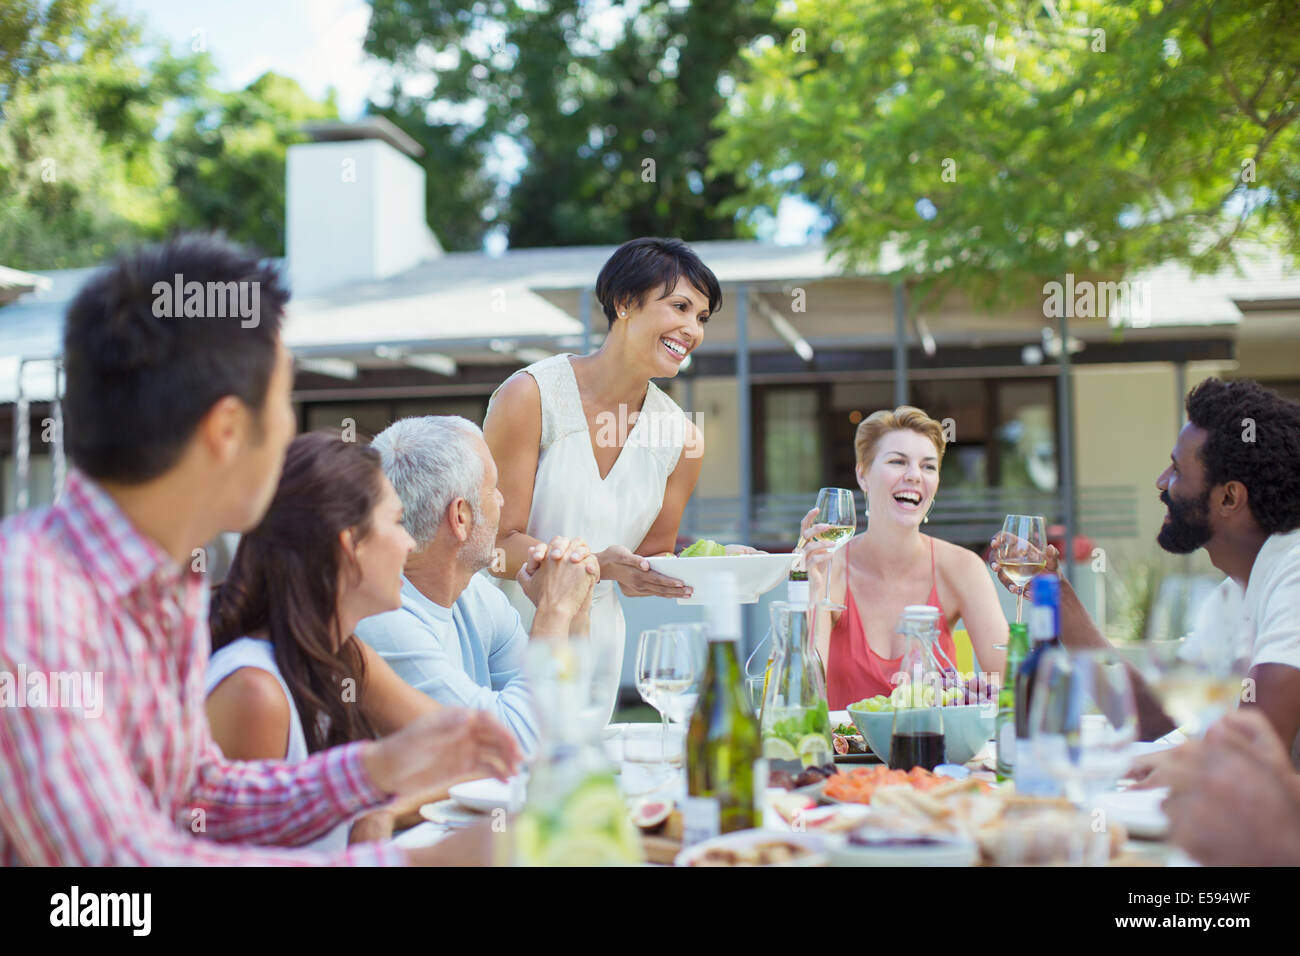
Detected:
left=797, top=487, right=858, bottom=550
left=992, top=514, right=1048, bottom=624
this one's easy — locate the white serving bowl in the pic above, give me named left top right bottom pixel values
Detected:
left=645, top=554, right=795, bottom=605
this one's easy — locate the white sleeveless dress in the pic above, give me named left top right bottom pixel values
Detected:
left=489, top=354, right=688, bottom=725
left=205, top=637, right=351, bottom=851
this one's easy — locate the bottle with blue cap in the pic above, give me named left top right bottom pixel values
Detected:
left=1013, top=574, right=1063, bottom=796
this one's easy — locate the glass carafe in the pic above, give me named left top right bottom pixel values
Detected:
left=888, top=605, right=946, bottom=771
left=512, top=638, right=643, bottom=866
left=759, top=579, right=833, bottom=777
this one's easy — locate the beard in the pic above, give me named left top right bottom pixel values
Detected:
left=1156, top=487, right=1213, bottom=554
left=463, top=509, right=498, bottom=572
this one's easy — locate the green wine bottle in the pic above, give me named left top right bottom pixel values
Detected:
left=684, top=572, right=767, bottom=844
left=994, top=622, right=1029, bottom=781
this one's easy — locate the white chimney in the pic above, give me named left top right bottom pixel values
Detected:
left=286, top=117, right=442, bottom=297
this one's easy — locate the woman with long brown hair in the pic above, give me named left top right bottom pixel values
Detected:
left=206, top=431, right=441, bottom=846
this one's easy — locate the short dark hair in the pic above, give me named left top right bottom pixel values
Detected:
left=1185, top=378, right=1300, bottom=534
left=62, top=233, right=288, bottom=483
left=594, top=237, right=722, bottom=329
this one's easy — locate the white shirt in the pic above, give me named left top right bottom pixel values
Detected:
left=205, top=638, right=351, bottom=850
left=1185, top=528, right=1300, bottom=764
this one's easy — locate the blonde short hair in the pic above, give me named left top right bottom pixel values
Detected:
left=854, top=406, right=946, bottom=470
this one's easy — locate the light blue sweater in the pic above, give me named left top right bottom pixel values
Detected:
left=356, top=571, right=539, bottom=754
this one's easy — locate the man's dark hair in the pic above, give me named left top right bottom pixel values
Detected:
left=62, top=233, right=288, bottom=484
left=594, top=237, right=722, bottom=329
left=1185, top=378, right=1300, bottom=534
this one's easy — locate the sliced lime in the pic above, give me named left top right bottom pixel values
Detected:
left=762, top=737, right=798, bottom=761
left=796, top=733, right=833, bottom=767
left=541, top=832, right=634, bottom=866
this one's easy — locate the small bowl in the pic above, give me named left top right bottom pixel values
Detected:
left=846, top=704, right=995, bottom=766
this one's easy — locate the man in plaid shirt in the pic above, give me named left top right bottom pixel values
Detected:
left=0, top=235, right=523, bottom=865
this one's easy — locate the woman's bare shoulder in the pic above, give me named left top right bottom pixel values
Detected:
left=932, top=537, right=992, bottom=587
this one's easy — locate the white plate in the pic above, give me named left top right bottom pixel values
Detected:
left=1092, top=787, right=1170, bottom=840
left=418, top=799, right=483, bottom=829
left=645, top=554, right=795, bottom=605
left=829, top=834, right=978, bottom=867
left=674, top=829, right=827, bottom=867
left=447, top=776, right=526, bottom=815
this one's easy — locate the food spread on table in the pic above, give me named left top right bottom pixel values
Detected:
left=687, top=839, right=814, bottom=867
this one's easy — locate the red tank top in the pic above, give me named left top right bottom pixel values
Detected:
left=826, top=537, right=957, bottom=709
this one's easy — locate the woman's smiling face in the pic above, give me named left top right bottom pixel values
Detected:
left=858, top=428, right=941, bottom=528
left=619, top=276, right=710, bottom=378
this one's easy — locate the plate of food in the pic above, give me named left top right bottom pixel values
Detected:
left=647, top=541, right=793, bottom=605
left=674, top=829, right=827, bottom=867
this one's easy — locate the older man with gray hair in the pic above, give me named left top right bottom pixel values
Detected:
left=357, top=416, right=597, bottom=754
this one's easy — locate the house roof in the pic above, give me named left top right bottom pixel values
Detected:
left=2, top=240, right=1298, bottom=403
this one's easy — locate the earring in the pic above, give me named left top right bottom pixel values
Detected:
left=620, top=310, right=626, bottom=316
left=923, top=499, right=935, bottom=524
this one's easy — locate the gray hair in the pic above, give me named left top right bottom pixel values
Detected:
left=370, top=416, right=485, bottom=549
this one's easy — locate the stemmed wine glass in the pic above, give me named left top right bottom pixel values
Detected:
left=991, top=514, right=1047, bottom=623
left=797, top=487, right=858, bottom=551
left=1135, top=631, right=1250, bottom=739
left=1028, top=647, right=1139, bottom=805
left=635, top=626, right=700, bottom=762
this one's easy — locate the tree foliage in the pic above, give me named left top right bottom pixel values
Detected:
left=0, top=0, right=336, bottom=269
left=712, top=0, right=1300, bottom=308
left=364, top=0, right=780, bottom=250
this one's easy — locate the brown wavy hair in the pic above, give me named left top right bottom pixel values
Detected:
left=211, top=431, right=384, bottom=753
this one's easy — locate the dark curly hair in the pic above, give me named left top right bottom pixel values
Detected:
left=1185, top=378, right=1300, bottom=534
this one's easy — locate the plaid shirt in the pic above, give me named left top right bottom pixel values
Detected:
left=0, top=470, right=406, bottom=866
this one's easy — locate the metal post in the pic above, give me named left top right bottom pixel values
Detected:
left=14, top=359, right=29, bottom=513
left=52, top=358, right=66, bottom=498
left=1057, top=313, right=1076, bottom=584
left=683, top=373, right=697, bottom=537
left=1174, top=361, right=1187, bottom=427
left=737, top=284, right=752, bottom=545
left=580, top=287, right=593, bottom=355
left=893, top=284, right=908, bottom=407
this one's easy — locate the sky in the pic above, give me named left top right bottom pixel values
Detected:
left=116, top=0, right=825, bottom=246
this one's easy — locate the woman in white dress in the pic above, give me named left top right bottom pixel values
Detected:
left=484, top=237, right=722, bottom=724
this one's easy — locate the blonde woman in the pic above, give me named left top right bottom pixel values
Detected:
left=802, top=407, right=1008, bottom=708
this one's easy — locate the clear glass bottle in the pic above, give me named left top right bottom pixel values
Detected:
left=512, top=639, right=643, bottom=866
left=889, top=605, right=946, bottom=771
left=760, top=577, right=833, bottom=776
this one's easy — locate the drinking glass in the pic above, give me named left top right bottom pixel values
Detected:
left=798, top=487, right=858, bottom=550
left=992, top=514, right=1047, bottom=623
left=1135, top=633, right=1250, bottom=738
left=636, top=626, right=699, bottom=760
left=1028, top=647, right=1139, bottom=804
left=657, top=623, right=707, bottom=724
left=635, top=628, right=665, bottom=728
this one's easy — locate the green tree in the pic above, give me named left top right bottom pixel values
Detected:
left=712, top=0, right=1300, bottom=310
left=0, top=0, right=215, bottom=269
left=168, top=72, right=338, bottom=257
left=364, top=0, right=779, bottom=250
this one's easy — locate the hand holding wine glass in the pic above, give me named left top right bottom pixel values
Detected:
left=989, top=515, right=1048, bottom=623
left=797, top=487, right=857, bottom=551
